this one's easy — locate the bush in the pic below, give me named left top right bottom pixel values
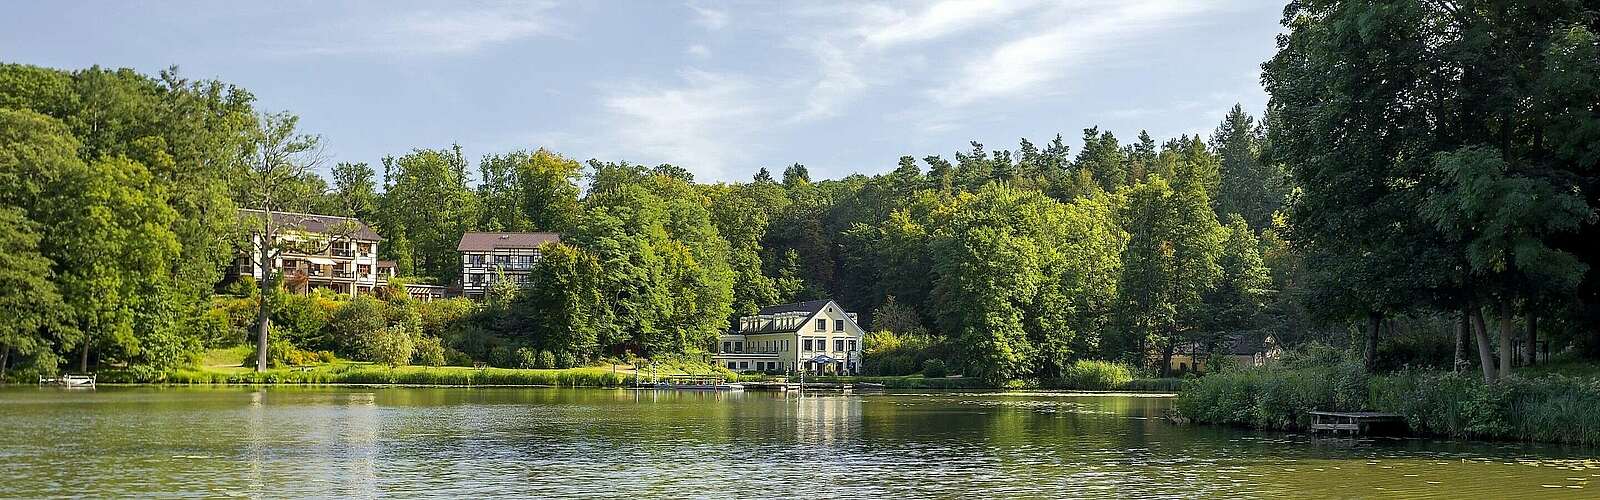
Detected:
left=330, top=295, right=387, bottom=358
left=241, top=337, right=320, bottom=369
left=1370, top=371, right=1600, bottom=445
left=1177, top=359, right=1368, bottom=430
left=555, top=351, right=577, bottom=369
left=537, top=350, right=557, bottom=370
left=1058, top=360, right=1135, bottom=390
left=414, top=336, right=446, bottom=367
left=367, top=325, right=415, bottom=368
left=922, top=358, right=948, bottom=378
left=865, top=330, right=950, bottom=376
left=515, top=347, right=537, bottom=369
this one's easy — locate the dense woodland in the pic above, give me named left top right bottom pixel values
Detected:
left=3, top=1, right=1600, bottom=386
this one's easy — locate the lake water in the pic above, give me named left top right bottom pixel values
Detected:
left=1, top=386, right=1595, bottom=498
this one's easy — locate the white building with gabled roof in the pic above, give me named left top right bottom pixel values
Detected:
left=712, top=299, right=865, bottom=375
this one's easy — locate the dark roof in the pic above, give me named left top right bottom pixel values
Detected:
left=757, top=299, right=836, bottom=316
left=1225, top=334, right=1275, bottom=355
left=239, top=209, right=382, bottom=241
left=457, top=232, right=562, bottom=252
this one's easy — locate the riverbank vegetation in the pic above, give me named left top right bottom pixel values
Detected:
left=7, top=1, right=1600, bottom=405
left=1178, top=346, right=1600, bottom=446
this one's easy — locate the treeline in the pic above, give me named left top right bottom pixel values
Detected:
left=0, top=61, right=1298, bottom=382
left=13, top=0, right=1600, bottom=387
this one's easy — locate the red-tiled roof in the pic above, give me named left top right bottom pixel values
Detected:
left=457, top=232, right=562, bottom=251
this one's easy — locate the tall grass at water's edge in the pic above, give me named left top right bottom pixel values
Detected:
left=1177, top=363, right=1600, bottom=446
left=95, top=366, right=631, bottom=387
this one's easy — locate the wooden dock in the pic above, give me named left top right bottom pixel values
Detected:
left=1309, top=411, right=1406, bottom=436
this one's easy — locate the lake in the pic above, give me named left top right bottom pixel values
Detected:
left=1, top=386, right=1595, bottom=498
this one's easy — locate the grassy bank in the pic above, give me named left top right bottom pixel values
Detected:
left=98, top=364, right=635, bottom=387
left=1177, top=361, right=1600, bottom=446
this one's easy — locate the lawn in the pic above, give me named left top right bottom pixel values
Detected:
left=138, top=347, right=727, bottom=386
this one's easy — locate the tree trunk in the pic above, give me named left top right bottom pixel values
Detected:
left=1, top=345, right=9, bottom=376
left=1524, top=313, right=1538, bottom=367
left=79, top=340, right=89, bottom=373
left=1471, top=307, right=1498, bottom=383
left=255, top=226, right=273, bottom=373
left=1364, top=311, right=1382, bottom=372
left=1454, top=309, right=1469, bottom=373
left=1498, top=301, right=1513, bottom=377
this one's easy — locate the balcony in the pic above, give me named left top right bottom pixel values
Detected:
left=331, top=248, right=355, bottom=258
left=333, top=270, right=354, bottom=279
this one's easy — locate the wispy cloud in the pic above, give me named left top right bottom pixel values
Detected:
left=281, top=1, right=559, bottom=56
left=930, top=0, right=1221, bottom=106
left=688, top=3, right=729, bottom=30
left=686, top=44, right=712, bottom=59
left=599, top=70, right=772, bottom=180
left=862, top=0, right=1038, bottom=48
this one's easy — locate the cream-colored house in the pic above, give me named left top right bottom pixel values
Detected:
left=713, top=299, right=866, bottom=375
left=232, top=210, right=384, bottom=296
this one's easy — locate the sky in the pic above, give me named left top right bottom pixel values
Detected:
left=2, top=0, right=1285, bottom=183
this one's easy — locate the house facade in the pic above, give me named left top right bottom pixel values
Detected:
left=1168, top=334, right=1282, bottom=374
left=232, top=210, right=384, bottom=296
left=457, top=231, right=562, bottom=299
left=713, top=299, right=866, bottom=375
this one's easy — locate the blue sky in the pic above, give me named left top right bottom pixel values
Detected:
left=2, top=0, right=1283, bottom=183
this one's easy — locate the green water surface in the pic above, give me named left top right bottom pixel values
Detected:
left=0, top=386, right=1593, bottom=498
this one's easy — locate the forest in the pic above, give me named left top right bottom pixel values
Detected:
left=3, top=1, right=1600, bottom=387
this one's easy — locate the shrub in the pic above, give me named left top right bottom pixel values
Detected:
left=865, top=330, right=950, bottom=376
left=537, top=350, right=557, bottom=370
left=555, top=351, right=577, bottom=369
left=515, top=347, right=538, bottom=369
left=922, top=358, right=948, bottom=378
left=367, top=325, right=415, bottom=368
left=414, top=336, right=446, bottom=367
left=1058, top=360, right=1135, bottom=390
left=330, top=295, right=387, bottom=359
left=241, top=337, right=319, bottom=369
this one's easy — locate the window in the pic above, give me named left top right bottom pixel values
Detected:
left=834, top=339, right=845, bottom=351
left=815, top=318, right=826, bottom=331
left=803, top=339, right=813, bottom=351
left=738, top=361, right=748, bottom=370
left=722, top=341, right=731, bottom=353
left=734, top=341, right=743, bottom=353
left=727, top=362, right=737, bottom=369
left=835, top=319, right=844, bottom=332
left=847, top=340, right=857, bottom=352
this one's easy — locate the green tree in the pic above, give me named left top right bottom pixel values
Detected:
left=1115, top=176, right=1223, bottom=376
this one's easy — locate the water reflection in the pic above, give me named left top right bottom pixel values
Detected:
left=0, top=386, right=1594, bottom=498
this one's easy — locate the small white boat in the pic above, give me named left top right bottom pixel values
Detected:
left=645, top=374, right=743, bottom=391
left=40, top=374, right=96, bottom=388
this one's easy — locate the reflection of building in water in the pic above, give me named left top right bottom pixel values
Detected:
left=793, top=395, right=864, bottom=446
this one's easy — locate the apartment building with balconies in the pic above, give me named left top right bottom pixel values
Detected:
left=231, top=210, right=384, bottom=296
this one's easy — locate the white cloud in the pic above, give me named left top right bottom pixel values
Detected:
left=686, top=44, right=712, bottom=58
left=688, top=4, right=729, bottom=30
left=599, top=70, right=772, bottom=180
left=285, top=1, right=558, bottom=56
left=931, top=0, right=1221, bottom=106
left=862, top=0, right=1038, bottom=48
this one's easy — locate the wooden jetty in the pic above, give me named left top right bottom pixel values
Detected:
left=1308, top=410, right=1406, bottom=436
